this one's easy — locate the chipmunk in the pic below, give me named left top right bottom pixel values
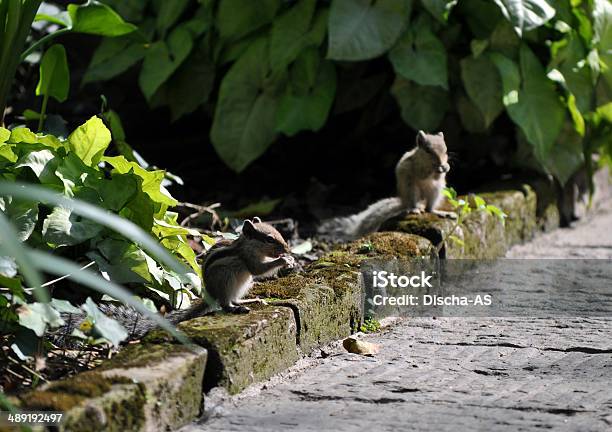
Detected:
left=203, top=217, right=295, bottom=313
left=52, top=218, right=295, bottom=344
left=318, top=130, right=453, bottom=241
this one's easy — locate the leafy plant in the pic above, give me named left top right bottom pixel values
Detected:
left=80, top=0, right=612, bottom=186
left=0, top=0, right=136, bottom=125
left=0, top=116, right=201, bottom=352
left=360, top=317, right=381, bottom=333
left=440, top=187, right=507, bottom=253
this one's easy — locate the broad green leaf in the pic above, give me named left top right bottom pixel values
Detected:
left=42, top=206, right=105, bottom=247
left=389, top=15, right=448, bottom=89
left=276, top=49, right=337, bottom=136
left=68, top=116, right=111, bottom=166
left=55, top=152, right=100, bottom=195
left=0, top=196, right=38, bottom=241
left=549, top=31, right=593, bottom=113
left=18, top=302, right=63, bottom=337
left=51, top=298, right=80, bottom=314
left=0, top=256, right=17, bottom=278
left=83, top=36, right=146, bottom=84
left=460, top=54, right=503, bottom=127
left=546, top=120, right=584, bottom=185
left=328, top=0, right=412, bottom=61
left=139, top=25, right=193, bottom=100
left=81, top=297, right=127, bottom=346
left=0, top=128, right=10, bottom=143
left=9, top=128, right=39, bottom=144
left=456, top=93, right=488, bottom=133
left=489, top=19, right=520, bottom=58
left=14, top=149, right=60, bottom=184
left=89, top=173, right=139, bottom=212
left=492, top=0, right=555, bottom=36
left=460, top=0, right=503, bottom=38
left=211, top=37, right=284, bottom=172
left=216, top=0, right=280, bottom=40
left=166, top=42, right=215, bottom=121
left=35, top=11, right=72, bottom=27
left=421, top=0, right=458, bottom=22
left=156, top=0, right=190, bottom=36
left=89, top=238, right=151, bottom=283
left=68, top=0, right=137, bottom=36
left=36, top=45, right=70, bottom=103
left=391, top=78, right=449, bottom=131
left=99, top=0, right=146, bottom=22
left=593, top=0, right=612, bottom=89
left=270, top=0, right=317, bottom=72
left=103, top=156, right=178, bottom=209
left=490, top=46, right=565, bottom=173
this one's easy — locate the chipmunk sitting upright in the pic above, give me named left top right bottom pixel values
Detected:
left=317, top=130, right=454, bottom=241
left=203, top=217, right=295, bottom=313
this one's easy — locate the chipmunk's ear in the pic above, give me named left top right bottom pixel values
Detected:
left=416, top=130, right=427, bottom=146
left=242, top=220, right=257, bottom=237
left=252, top=216, right=262, bottom=224
left=437, top=131, right=444, bottom=138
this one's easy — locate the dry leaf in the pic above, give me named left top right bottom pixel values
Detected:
left=343, top=337, right=380, bottom=356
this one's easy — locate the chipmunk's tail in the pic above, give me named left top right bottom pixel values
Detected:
left=317, top=197, right=406, bottom=241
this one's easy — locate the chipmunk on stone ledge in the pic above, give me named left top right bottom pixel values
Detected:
left=318, top=130, right=454, bottom=241
left=53, top=218, right=295, bottom=343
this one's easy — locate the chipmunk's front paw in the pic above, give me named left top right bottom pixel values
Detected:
left=408, top=208, right=423, bottom=215
left=282, top=255, right=296, bottom=268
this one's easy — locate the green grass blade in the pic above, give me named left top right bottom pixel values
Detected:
left=27, top=249, right=193, bottom=347
left=0, top=181, right=191, bottom=276
left=0, top=211, right=47, bottom=301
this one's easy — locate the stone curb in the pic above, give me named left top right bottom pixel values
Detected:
left=15, top=171, right=611, bottom=431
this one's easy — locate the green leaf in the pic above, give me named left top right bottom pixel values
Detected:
left=549, top=31, right=593, bottom=113
left=103, top=156, right=177, bottom=210
left=68, top=116, right=111, bottom=166
left=492, top=0, right=555, bottom=36
left=165, top=42, right=215, bottom=121
left=89, top=173, right=139, bottom=212
left=489, top=19, right=521, bottom=58
left=18, top=302, right=63, bottom=337
left=156, top=0, right=190, bottom=36
left=593, top=0, right=612, bottom=89
left=42, top=206, right=105, bottom=247
left=328, top=0, right=412, bottom=61
left=89, top=238, right=151, bottom=283
left=35, top=45, right=69, bottom=103
left=139, top=25, right=193, bottom=101
left=276, top=49, right=337, bottom=136
left=456, top=93, right=488, bottom=133
left=217, top=0, right=280, bottom=41
left=211, top=37, right=284, bottom=172
left=51, top=298, right=80, bottom=314
left=421, top=0, right=458, bottom=23
left=0, top=196, right=38, bottom=241
left=81, top=297, right=127, bottom=346
left=83, top=36, right=146, bottom=84
left=490, top=47, right=565, bottom=175
left=0, top=128, right=10, bottom=143
left=269, top=0, right=318, bottom=72
left=460, top=54, right=503, bottom=127
left=14, top=149, right=60, bottom=184
left=546, top=120, right=584, bottom=185
left=68, top=0, right=137, bottom=36
left=389, top=14, right=447, bottom=89
left=0, top=256, right=17, bottom=278
left=391, top=78, right=449, bottom=131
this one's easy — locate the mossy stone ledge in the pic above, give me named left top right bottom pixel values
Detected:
left=159, top=306, right=299, bottom=395
left=393, top=188, right=537, bottom=258
left=251, top=232, right=434, bottom=353
left=18, top=343, right=206, bottom=432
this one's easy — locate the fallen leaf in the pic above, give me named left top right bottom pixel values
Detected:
left=343, top=336, right=380, bottom=356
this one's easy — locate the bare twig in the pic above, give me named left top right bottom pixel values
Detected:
left=177, top=202, right=222, bottom=229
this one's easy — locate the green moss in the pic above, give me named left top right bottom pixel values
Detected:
left=360, top=317, right=381, bottom=333
left=98, top=343, right=191, bottom=371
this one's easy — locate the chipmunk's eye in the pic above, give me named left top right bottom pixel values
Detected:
left=265, top=236, right=276, bottom=244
